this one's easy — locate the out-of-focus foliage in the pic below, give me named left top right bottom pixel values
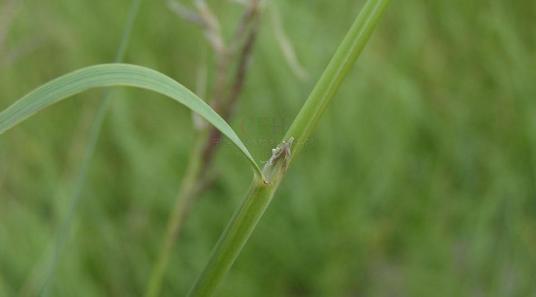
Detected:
left=1, top=0, right=535, bottom=296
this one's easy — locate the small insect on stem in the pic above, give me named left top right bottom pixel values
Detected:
left=268, top=137, right=293, bottom=166
left=262, top=137, right=294, bottom=184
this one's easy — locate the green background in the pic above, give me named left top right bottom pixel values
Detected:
left=1, top=0, right=535, bottom=296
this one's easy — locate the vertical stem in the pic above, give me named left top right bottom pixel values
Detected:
left=145, top=135, right=204, bottom=297
left=187, top=0, right=391, bottom=296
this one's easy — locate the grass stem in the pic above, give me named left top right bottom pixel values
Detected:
left=145, top=135, right=204, bottom=297
left=187, top=0, right=391, bottom=296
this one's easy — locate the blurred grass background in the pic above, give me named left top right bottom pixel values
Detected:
left=1, top=0, right=536, bottom=296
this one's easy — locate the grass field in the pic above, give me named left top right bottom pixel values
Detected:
left=1, top=0, right=536, bottom=296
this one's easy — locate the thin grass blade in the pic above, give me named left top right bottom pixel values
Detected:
left=0, top=63, right=262, bottom=176
left=37, top=1, right=143, bottom=296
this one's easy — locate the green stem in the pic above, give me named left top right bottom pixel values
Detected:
left=187, top=0, right=391, bottom=296
left=145, top=135, right=204, bottom=297
left=187, top=174, right=282, bottom=297
left=284, top=0, right=391, bottom=157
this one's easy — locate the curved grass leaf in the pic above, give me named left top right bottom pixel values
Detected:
left=0, top=63, right=262, bottom=177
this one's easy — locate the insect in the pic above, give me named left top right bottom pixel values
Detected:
left=262, top=137, right=294, bottom=183
left=268, top=137, right=294, bottom=166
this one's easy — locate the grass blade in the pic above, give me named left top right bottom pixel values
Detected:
left=37, top=1, right=142, bottom=295
left=0, top=63, right=262, bottom=176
